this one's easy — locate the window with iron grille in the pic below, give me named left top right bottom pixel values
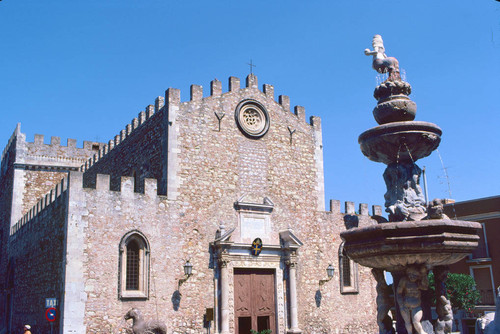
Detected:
left=342, top=250, right=352, bottom=287
left=339, top=242, right=359, bottom=294
left=119, top=230, right=150, bottom=299
left=126, top=240, right=140, bottom=290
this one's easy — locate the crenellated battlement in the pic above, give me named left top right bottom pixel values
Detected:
left=327, top=199, right=383, bottom=217
left=81, top=74, right=318, bottom=174
left=26, top=134, right=102, bottom=152
left=81, top=95, right=165, bottom=173
left=10, top=172, right=159, bottom=237
left=185, top=74, right=313, bottom=125
left=90, top=173, right=158, bottom=196
left=1, top=126, right=106, bottom=170
left=10, top=176, right=68, bottom=236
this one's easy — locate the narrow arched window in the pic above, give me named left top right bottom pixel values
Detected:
left=339, top=242, right=359, bottom=294
left=119, top=231, right=150, bottom=299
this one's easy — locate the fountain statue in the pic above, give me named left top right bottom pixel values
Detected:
left=434, top=266, right=453, bottom=334
left=340, top=35, right=482, bottom=334
left=364, top=34, right=401, bottom=81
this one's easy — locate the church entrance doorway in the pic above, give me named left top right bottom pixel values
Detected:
left=234, top=268, right=276, bottom=334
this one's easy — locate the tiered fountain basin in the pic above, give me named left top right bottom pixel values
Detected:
left=359, top=121, right=442, bottom=164
left=340, top=219, right=482, bottom=272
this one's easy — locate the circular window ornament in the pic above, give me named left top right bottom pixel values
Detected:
left=235, top=99, right=270, bottom=138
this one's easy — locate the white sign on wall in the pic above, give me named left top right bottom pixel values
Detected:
left=45, top=298, right=57, bottom=308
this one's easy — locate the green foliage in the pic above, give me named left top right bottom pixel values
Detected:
left=250, top=330, right=272, bottom=334
left=428, top=272, right=481, bottom=312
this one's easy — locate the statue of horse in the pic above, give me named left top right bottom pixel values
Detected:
left=124, top=308, right=167, bottom=334
left=364, top=34, right=401, bottom=81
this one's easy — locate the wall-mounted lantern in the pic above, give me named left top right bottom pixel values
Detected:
left=319, top=264, right=335, bottom=286
left=179, top=260, right=193, bottom=289
left=184, top=260, right=193, bottom=277
left=326, top=264, right=335, bottom=279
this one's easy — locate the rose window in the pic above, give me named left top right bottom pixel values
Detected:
left=235, top=100, right=270, bottom=138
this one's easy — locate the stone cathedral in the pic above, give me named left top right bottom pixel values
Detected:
left=0, top=74, right=380, bottom=333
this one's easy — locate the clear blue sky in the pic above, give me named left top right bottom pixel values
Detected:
left=1, top=1, right=499, bottom=210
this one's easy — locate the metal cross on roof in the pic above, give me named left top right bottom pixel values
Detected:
left=247, top=59, right=256, bottom=74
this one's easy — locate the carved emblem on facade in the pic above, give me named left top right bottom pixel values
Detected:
left=235, top=99, right=270, bottom=138
left=251, top=237, right=263, bottom=256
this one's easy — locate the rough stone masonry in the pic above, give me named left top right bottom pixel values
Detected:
left=1, top=74, right=380, bottom=333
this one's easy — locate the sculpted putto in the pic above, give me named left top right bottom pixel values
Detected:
left=396, top=265, right=429, bottom=334
left=435, top=295, right=453, bottom=334
left=434, top=266, right=453, bottom=334
left=365, top=34, right=401, bottom=81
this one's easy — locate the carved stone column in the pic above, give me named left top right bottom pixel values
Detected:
left=220, top=259, right=230, bottom=334
left=287, top=260, right=302, bottom=333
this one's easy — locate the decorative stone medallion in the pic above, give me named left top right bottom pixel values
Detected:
left=235, top=99, right=270, bottom=138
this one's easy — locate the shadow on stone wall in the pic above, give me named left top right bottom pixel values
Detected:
left=343, top=215, right=359, bottom=230
left=171, top=290, right=181, bottom=311
left=315, top=290, right=322, bottom=307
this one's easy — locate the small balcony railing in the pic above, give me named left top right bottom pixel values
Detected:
left=478, top=289, right=495, bottom=305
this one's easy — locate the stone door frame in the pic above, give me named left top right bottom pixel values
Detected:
left=212, top=228, right=302, bottom=334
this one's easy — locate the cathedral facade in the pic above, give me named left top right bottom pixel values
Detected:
left=0, top=75, right=379, bottom=333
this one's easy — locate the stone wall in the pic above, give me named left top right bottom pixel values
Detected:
left=1, top=75, right=381, bottom=334
left=21, top=170, right=67, bottom=215
left=7, top=127, right=102, bottom=225
left=0, top=125, right=19, bottom=330
left=82, top=99, right=166, bottom=193
left=71, top=173, right=208, bottom=333
left=170, top=77, right=378, bottom=333
left=298, top=201, right=380, bottom=334
left=62, top=173, right=378, bottom=333
left=74, top=75, right=377, bottom=333
left=1, top=123, right=102, bottom=333
left=7, top=179, right=68, bottom=333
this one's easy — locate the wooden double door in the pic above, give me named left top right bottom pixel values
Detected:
left=234, top=268, right=276, bottom=334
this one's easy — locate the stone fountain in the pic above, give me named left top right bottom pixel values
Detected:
left=340, top=35, right=482, bottom=334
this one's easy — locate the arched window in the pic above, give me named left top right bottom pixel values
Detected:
left=339, top=242, right=359, bottom=294
left=119, top=231, right=150, bottom=299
